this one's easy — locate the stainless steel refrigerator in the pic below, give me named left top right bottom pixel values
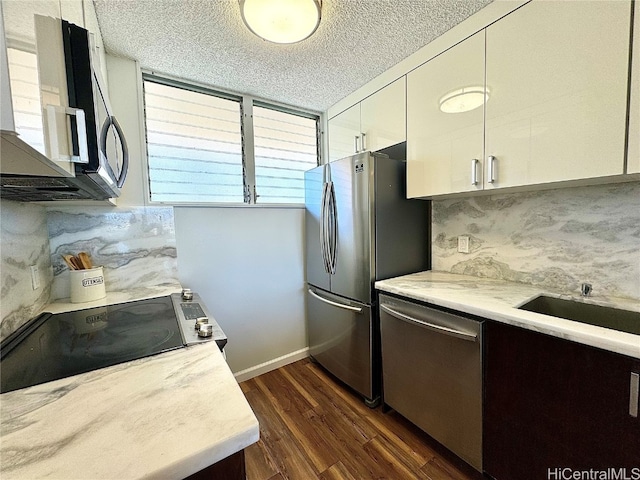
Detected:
left=304, top=151, right=430, bottom=406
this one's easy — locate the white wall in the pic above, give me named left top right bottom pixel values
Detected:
left=174, top=207, right=307, bottom=376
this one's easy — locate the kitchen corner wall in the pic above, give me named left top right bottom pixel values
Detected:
left=0, top=200, right=53, bottom=340
left=432, top=181, right=640, bottom=300
left=47, top=206, right=180, bottom=300
left=174, top=207, right=307, bottom=376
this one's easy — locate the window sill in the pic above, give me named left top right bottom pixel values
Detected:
left=152, top=201, right=305, bottom=209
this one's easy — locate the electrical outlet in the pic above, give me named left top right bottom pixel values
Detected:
left=457, top=235, right=470, bottom=254
left=30, top=265, right=40, bottom=290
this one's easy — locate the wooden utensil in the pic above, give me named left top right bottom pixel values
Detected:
left=72, top=256, right=83, bottom=270
left=62, top=254, right=78, bottom=270
left=77, top=252, right=93, bottom=269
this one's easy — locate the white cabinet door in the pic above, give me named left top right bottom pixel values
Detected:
left=329, top=78, right=407, bottom=162
left=406, top=31, right=485, bottom=198
left=35, top=14, right=77, bottom=173
left=361, top=77, right=406, bottom=153
left=628, top=0, right=640, bottom=175
left=2, top=0, right=60, bottom=156
left=328, top=103, right=360, bottom=162
left=484, top=0, right=631, bottom=189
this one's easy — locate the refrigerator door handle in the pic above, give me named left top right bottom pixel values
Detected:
left=324, top=182, right=334, bottom=273
left=328, top=181, right=338, bottom=274
left=308, top=288, right=363, bottom=313
left=320, top=182, right=331, bottom=274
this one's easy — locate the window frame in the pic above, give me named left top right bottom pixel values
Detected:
left=141, top=71, right=322, bottom=208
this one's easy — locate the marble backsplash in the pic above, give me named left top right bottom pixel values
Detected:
left=0, top=200, right=53, bottom=341
left=47, top=206, right=179, bottom=301
left=432, top=182, right=640, bottom=300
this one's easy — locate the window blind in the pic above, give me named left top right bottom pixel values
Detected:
left=143, top=80, right=244, bottom=203
left=143, top=76, right=320, bottom=205
left=253, top=106, right=319, bottom=204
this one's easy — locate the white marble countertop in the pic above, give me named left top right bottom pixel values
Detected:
left=0, top=286, right=260, bottom=479
left=376, top=271, right=640, bottom=359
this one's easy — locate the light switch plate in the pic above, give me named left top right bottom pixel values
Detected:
left=457, top=235, right=470, bottom=254
left=30, top=265, right=40, bottom=290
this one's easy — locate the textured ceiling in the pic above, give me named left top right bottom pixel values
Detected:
left=93, top=0, right=493, bottom=113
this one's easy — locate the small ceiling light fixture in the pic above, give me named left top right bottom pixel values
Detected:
left=439, top=86, right=489, bottom=114
left=239, top=0, right=322, bottom=44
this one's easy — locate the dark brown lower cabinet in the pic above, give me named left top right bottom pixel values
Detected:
left=484, top=321, right=640, bottom=480
left=184, top=449, right=246, bottom=480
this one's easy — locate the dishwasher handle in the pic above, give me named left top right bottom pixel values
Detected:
left=380, top=304, right=478, bottom=342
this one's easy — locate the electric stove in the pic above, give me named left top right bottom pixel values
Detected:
left=0, top=292, right=226, bottom=394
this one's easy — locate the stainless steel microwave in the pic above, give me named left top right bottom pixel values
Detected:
left=0, top=15, right=128, bottom=202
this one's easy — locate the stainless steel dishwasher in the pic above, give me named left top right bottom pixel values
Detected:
left=379, top=294, right=484, bottom=471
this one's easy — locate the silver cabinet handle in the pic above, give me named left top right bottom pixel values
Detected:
left=487, top=155, right=496, bottom=184
left=380, top=304, right=478, bottom=342
left=471, top=158, right=479, bottom=186
left=354, top=135, right=360, bottom=153
left=308, top=289, right=362, bottom=313
left=631, top=372, right=639, bottom=418
left=361, top=132, right=366, bottom=151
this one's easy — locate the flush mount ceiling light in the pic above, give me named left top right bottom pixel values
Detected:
left=239, top=0, right=322, bottom=44
left=439, top=86, right=489, bottom=114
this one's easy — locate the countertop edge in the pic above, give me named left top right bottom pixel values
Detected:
left=155, top=417, right=260, bottom=479
left=376, top=272, right=640, bottom=359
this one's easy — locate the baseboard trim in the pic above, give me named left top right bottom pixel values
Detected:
left=233, top=347, right=309, bottom=383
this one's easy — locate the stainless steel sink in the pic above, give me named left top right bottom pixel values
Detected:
left=518, top=295, right=640, bottom=335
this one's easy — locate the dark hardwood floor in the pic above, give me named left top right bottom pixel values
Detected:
left=240, top=358, right=482, bottom=480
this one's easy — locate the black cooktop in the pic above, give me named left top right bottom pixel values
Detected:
left=0, top=296, right=184, bottom=394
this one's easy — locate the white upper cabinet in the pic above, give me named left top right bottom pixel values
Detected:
left=360, top=77, right=406, bottom=154
left=628, top=0, right=640, bottom=175
left=407, top=0, right=633, bottom=198
left=484, top=0, right=631, bottom=190
left=329, top=77, right=406, bottom=162
left=1, top=0, right=62, bottom=156
left=328, top=102, right=361, bottom=162
left=407, top=31, right=485, bottom=198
